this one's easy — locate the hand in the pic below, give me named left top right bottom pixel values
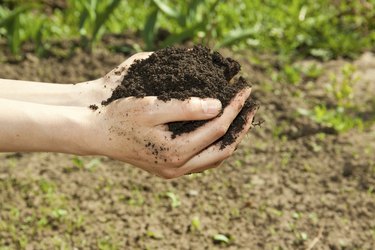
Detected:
left=87, top=52, right=153, bottom=105
left=87, top=88, right=255, bottom=178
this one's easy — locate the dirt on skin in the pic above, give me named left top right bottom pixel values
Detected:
left=0, top=47, right=375, bottom=250
left=103, top=45, right=259, bottom=147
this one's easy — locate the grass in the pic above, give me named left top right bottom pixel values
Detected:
left=297, top=63, right=365, bottom=133
left=0, top=0, right=373, bottom=61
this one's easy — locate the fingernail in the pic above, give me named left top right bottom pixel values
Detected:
left=202, top=99, right=222, bottom=114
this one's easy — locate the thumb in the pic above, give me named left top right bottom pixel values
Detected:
left=151, top=97, right=222, bottom=124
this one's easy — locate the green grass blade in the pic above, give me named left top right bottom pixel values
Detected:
left=152, top=0, right=179, bottom=19
left=186, top=0, right=204, bottom=21
left=214, top=28, right=256, bottom=50
left=8, top=17, right=21, bottom=54
left=0, top=5, right=34, bottom=28
left=160, top=21, right=205, bottom=47
left=78, top=8, right=89, bottom=35
left=208, top=0, right=221, bottom=14
left=143, top=8, right=159, bottom=50
left=92, top=0, right=122, bottom=42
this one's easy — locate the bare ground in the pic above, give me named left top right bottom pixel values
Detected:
left=0, top=49, right=374, bottom=250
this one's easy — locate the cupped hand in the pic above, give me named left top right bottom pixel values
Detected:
left=85, top=52, right=153, bottom=105
left=88, top=88, right=255, bottom=178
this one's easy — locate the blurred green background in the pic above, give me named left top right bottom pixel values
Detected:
left=0, top=0, right=374, bottom=60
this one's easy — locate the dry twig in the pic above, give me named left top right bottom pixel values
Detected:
left=306, top=224, right=324, bottom=250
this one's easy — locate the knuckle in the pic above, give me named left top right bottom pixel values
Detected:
left=180, top=104, right=192, bottom=117
left=168, top=156, right=183, bottom=167
left=182, top=98, right=201, bottom=116
left=215, top=124, right=229, bottom=137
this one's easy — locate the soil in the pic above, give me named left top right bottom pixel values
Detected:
left=0, top=47, right=374, bottom=250
left=103, top=45, right=258, bottom=147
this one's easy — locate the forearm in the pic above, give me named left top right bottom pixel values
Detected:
left=0, top=78, right=106, bottom=106
left=0, top=98, right=94, bottom=155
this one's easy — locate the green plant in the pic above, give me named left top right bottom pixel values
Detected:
left=326, top=64, right=358, bottom=109
left=98, top=236, right=119, bottom=250
left=303, top=63, right=323, bottom=80
left=0, top=4, right=34, bottom=55
left=146, top=230, right=164, bottom=239
left=311, top=105, right=363, bottom=132
left=298, top=63, right=363, bottom=133
left=165, top=191, right=180, bottom=208
left=72, top=156, right=85, bottom=169
left=143, top=0, right=221, bottom=50
left=125, top=189, right=145, bottom=206
left=67, top=0, right=122, bottom=51
left=38, top=179, right=56, bottom=194
left=213, top=234, right=231, bottom=245
left=51, top=209, right=68, bottom=219
left=190, top=217, right=201, bottom=232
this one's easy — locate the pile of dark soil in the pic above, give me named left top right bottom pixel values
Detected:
left=102, top=46, right=259, bottom=148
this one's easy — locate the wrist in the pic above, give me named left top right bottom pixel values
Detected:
left=0, top=99, right=97, bottom=155
left=52, top=106, right=98, bottom=156
left=76, top=78, right=113, bottom=106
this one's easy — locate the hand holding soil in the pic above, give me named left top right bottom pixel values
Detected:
left=0, top=46, right=259, bottom=178
left=88, top=88, right=254, bottom=178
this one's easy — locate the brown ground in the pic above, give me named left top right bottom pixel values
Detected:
left=0, top=47, right=374, bottom=250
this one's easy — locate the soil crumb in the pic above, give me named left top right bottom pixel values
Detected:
left=103, top=45, right=259, bottom=147
left=89, top=104, right=98, bottom=111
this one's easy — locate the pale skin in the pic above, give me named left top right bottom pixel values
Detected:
left=0, top=53, right=257, bottom=179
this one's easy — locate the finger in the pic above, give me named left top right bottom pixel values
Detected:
left=147, top=97, right=223, bottom=124
left=174, top=88, right=251, bottom=159
left=175, top=107, right=257, bottom=176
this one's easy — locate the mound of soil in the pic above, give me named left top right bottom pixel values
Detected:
left=102, top=46, right=259, bottom=147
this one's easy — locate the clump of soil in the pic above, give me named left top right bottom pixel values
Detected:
left=102, top=45, right=259, bottom=147
left=89, top=104, right=98, bottom=111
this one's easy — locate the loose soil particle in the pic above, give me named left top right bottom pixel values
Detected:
left=103, top=45, right=259, bottom=147
left=89, top=104, right=98, bottom=111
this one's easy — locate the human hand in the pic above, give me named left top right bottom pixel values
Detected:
left=85, top=52, right=153, bottom=105
left=87, top=88, right=255, bottom=178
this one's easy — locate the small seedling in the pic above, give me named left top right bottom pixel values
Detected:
left=190, top=217, right=201, bottom=232
left=72, top=156, right=85, bottom=169
left=86, top=158, right=101, bottom=171
left=298, top=232, right=308, bottom=241
left=98, top=236, right=119, bottom=250
left=303, top=63, right=323, bottom=80
left=51, top=209, right=68, bottom=219
left=213, top=234, right=231, bottom=245
left=38, top=179, right=56, bottom=194
left=146, top=230, right=163, bottom=240
left=69, top=156, right=101, bottom=172
left=165, top=191, right=180, bottom=208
